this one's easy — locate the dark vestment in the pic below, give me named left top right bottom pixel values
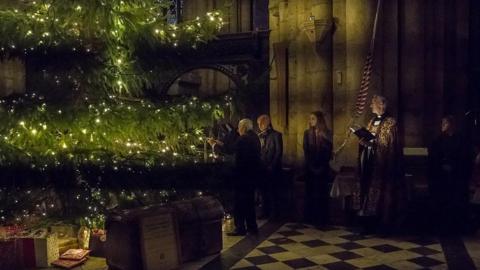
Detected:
left=353, top=115, right=404, bottom=228
left=232, top=130, right=262, bottom=233
left=258, top=128, right=283, bottom=217
left=303, top=128, right=333, bottom=226
left=428, top=132, right=471, bottom=232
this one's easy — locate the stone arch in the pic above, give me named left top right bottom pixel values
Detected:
left=158, top=64, right=246, bottom=96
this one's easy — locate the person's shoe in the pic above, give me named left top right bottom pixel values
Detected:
left=226, top=230, right=246, bottom=236
left=247, top=229, right=259, bottom=235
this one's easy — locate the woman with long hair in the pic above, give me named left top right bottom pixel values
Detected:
left=303, top=111, right=333, bottom=226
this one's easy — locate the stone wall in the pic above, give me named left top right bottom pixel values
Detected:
left=269, top=0, right=334, bottom=166
left=0, top=58, right=26, bottom=97
left=269, top=0, right=473, bottom=168
left=180, top=0, right=262, bottom=98
left=183, top=0, right=255, bottom=33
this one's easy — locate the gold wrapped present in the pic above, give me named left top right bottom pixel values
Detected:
left=50, top=225, right=78, bottom=238
left=50, top=224, right=79, bottom=254
left=58, top=237, right=79, bottom=254
left=16, top=229, right=59, bottom=268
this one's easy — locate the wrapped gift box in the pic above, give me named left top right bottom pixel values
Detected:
left=58, top=237, right=79, bottom=254
left=60, top=248, right=91, bottom=260
left=0, top=225, right=25, bottom=239
left=51, top=257, right=88, bottom=269
left=51, top=224, right=79, bottom=254
left=0, top=227, right=6, bottom=240
left=16, top=230, right=59, bottom=268
left=0, top=239, right=19, bottom=270
left=89, top=229, right=106, bottom=257
left=50, top=225, right=78, bottom=238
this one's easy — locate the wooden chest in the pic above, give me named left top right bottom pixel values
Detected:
left=105, top=205, right=181, bottom=270
left=172, top=196, right=224, bottom=263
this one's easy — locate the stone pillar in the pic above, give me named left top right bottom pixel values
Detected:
left=332, top=0, right=348, bottom=168
left=381, top=0, right=399, bottom=120
left=239, top=0, right=252, bottom=32
left=253, top=0, right=269, bottom=30
left=452, top=0, right=469, bottom=125
left=287, top=0, right=302, bottom=165
left=269, top=0, right=289, bottom=134
left=269, top=0, right=334, bottom=166
left=424, top=0, right=445, bottom=143
left=470, top=0, right=480, bottom=112
left=399, top=0, right=425, bottom=146
left=332, top=0, right=377, bottom=166
left=0, top=58, right=26, bottom=97
left=310, top=0, right=333, bottom=133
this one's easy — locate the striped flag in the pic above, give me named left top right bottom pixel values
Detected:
left=354, top=53, right=373, bottom=117
left=333, top=0, right=381, bottom=158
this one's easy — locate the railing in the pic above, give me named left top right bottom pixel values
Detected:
left=175, top=30, right=270, bottom=63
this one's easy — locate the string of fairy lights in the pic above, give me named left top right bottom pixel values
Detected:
left=0, top=93, right=231, bottom=169
left=0, top=0, right=225, bottom=96
left=0, top=1, right=224, bottom=52
left=0, top=93, right=231, bottom=226
left=0, top=182, right=181, bottom=228
left=0, top=1, right=230, bottom=226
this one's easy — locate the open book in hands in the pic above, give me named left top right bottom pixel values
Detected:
left=349, top=126, right=375, bottom=141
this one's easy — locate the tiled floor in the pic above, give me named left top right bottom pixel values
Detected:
left=39, top=220, right=480, bottom=269
left=463, top=232, right=480, bottom=269
left=181, top=218, right=269, bottom=270
left=230, top=223, right=448, bottom=270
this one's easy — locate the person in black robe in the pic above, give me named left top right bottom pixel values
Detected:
left=303, top=111, right=333, bottom=226
left=257, top=114, right=283, bottom=219
left=428, top=115, right=471, bottom=233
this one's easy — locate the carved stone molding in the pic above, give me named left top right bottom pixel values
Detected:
left=302, top=18, right=333, bottom=44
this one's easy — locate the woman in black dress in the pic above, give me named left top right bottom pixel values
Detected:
left=303, top=111, right=333, bottom=226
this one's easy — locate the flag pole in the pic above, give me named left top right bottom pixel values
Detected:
left=334, top=0, right=382, bottom=159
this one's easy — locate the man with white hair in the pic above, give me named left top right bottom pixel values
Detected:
left=353, top=95, right=404, bottom=233
left=209, top=118, right=261, bottom=235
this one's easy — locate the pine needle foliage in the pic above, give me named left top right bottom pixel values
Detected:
left=0, top=0, right=224, bottom=96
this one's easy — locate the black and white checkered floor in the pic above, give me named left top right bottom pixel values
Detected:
left=230, top=223, right=447, bottom=270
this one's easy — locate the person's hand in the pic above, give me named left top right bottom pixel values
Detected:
left=207, top=137, right=217, bottom=146
left=207, top=138, right=224, bottom=147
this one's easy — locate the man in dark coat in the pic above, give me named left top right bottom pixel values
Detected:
left=209, top=118, right=261, bottom=235
left=428, top=115, right=471, bottom=233
left=257, top=114, right=283, bottom=218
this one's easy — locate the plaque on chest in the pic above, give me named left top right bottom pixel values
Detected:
left=105, top=205, right=180, bottom=270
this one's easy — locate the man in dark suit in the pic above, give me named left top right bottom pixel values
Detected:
left=257, top=115, right=283, bottom=219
